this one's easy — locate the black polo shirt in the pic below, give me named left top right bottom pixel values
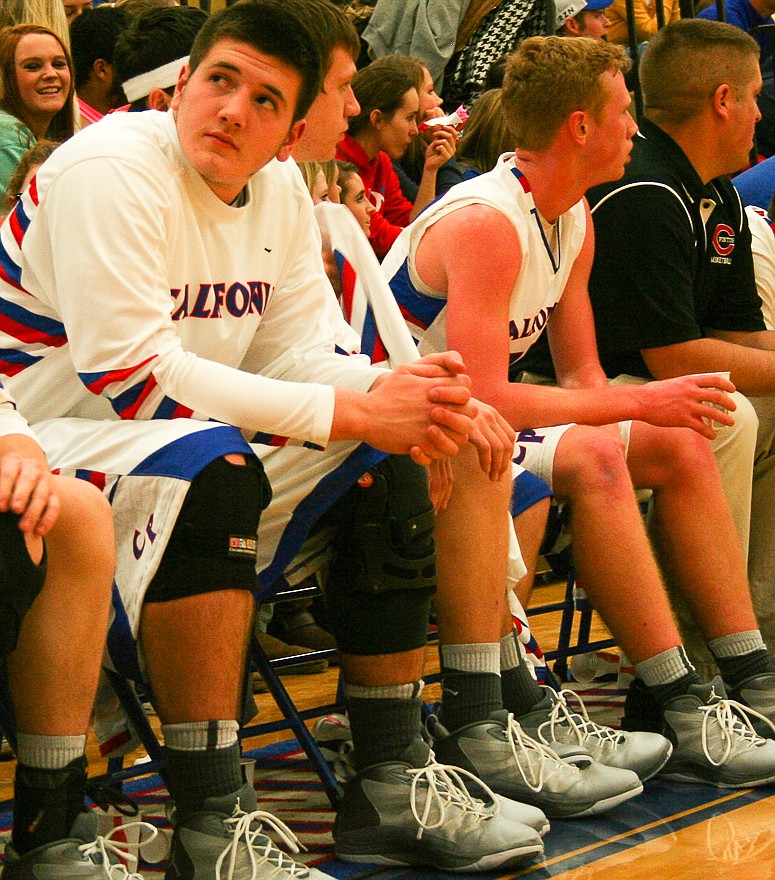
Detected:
left=586, top=117, right=765, bottom=379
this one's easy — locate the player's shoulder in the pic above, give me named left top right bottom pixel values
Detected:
left=36, top=110, right=176, bottom=191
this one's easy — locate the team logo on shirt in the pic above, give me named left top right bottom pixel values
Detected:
left=711, top=224, right=735, bottom=264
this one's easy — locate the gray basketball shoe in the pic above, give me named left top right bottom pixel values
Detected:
left=3, top=811, right=157, bottom=880
left=517, top=687, right=673, bottom=780
left=729, top=672, right=775, bottom=738
left=661, top=677, right=775, bottom=787
left=432, top=709, right=643, bottom=818
left=165, top=783, right=332, bottom=880
left=333, top=739, right=544, bottom=872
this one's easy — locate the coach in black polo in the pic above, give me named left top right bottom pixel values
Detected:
left=585, top=18, right=775, bottom=679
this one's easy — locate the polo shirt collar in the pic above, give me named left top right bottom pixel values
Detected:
left=637, top=116, right=708, bottom=202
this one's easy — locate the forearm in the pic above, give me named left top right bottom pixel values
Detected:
left=410, top=167, right=440, bottom=221
left=644, top=335, right=775, bottom=396
left=483, top=379, right=649, bottom=431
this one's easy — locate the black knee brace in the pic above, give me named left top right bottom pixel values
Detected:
left=324, top=456, right=436, bottom=655
left=145, top=456, right=271, bottom=602
left=0, top=511, right=47, bottom=658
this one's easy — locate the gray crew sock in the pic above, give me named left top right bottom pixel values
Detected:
left=163, top=719, right=242, bottom=821
left=636, top=645, right=702, bottom=708
left=345, top=681, right=424, bottom=771
left=708, top=630, right=775, bottom=689
left=440, top=643, right=502, bottom=732
left=499, top=628, right=544, bottom=715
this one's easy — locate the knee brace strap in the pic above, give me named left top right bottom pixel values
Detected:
left=353, top=468, right=436, bottom=595
left=0, top=511, right=47, bottom=658
left=145, top=457, right=270, bottom=603
left=325, top=456, right=436, bottom=655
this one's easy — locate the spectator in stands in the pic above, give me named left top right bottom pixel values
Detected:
left=115, top=0, right=178, bottom=15
left=337, top=59, right=456, bottom=257
left=0, top=0, right=69, bottom=50
left=113, top=4, right=206, bottom=110
left=556, top=0, right=614, bottom=38
left=1, top=137, right=56, bottom=215
left=0, top=24, right=75, bottom=192
left=606, top=0, right=680, bottom=45
left=445, top=0, right=550, bottom=111
left=734, top=153, right=775, bottom=207
left=698, top=0, right=775, bottom=64
left=337, top=160, right=377, bottom=235
left=457, top=88, right=513, bottom=178
left=371, top=54, right=464, bottom=203
left=69, top=6, right=130, bottom=125
left=61, top=0, right=91, bottom=26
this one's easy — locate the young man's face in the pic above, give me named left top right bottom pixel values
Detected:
left=584, top=69, right=638, bottom=187
left=573, top=10, right=610, bottom=39
left=294, top=45, right=359, bottom=162
left=171, top=38, right=305, bottom=203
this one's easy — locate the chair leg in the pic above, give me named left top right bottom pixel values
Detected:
left=245, top=635, right=343, bottom=809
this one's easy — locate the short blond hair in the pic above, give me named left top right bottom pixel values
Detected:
left=641, top=19, right=759, bottom=127
left=502, top=36, right=630, bottom=152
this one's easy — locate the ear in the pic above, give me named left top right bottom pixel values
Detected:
left=568, top=109, right=589, bottom=146
left=564, top=16, right=582, bottom=35
left=147, top=88, right=173, bottom=112
left=370, top=107, right=383, bottom=129
left=712, top=83, right=733, bottom=119
left=276, top=119, right=307, bottom=162
left=93, top=57, right=111, bottom=82
left=169, top=63, right=190, bottom=112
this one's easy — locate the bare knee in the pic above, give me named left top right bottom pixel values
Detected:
left=553, top=427, right=631, bottom=501
left=46, top=476, right=114, bottom=575
left=633, top=426, right=714, bottom=489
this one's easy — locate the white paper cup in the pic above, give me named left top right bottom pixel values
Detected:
left=687, top=371, right=732, bottom=428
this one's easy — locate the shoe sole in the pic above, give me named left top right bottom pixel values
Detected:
left=518, top=780, right=644, bottom=819
left=334, top=841, right=544, bottom=872
left=660, top=767, right=775, bottom=788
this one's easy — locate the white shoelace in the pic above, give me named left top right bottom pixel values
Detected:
left=79, top=821, right=159, bottom=880
left=699, top=697, right=775, bottom=767
left=405, top=759, right=496, bottom=841
left=537, top=689, right=622, bottom=748
left=214, top=804, right=309, bottom=880
left=504, top=713, right=579, bottom=793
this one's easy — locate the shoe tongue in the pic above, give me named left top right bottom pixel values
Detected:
left=69, top=810, right=98, bottom=843
left=489, top=708, right=511, bottom=727
left=201, top=781, right=258, bottom=815
left=688, top=676, right=728, bottom=703
left=398, top=738, right=433, bottom=768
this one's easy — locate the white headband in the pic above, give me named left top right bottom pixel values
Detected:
left=122, top=56, right=189, bottom=103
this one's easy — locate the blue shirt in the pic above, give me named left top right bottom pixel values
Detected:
left=698, top=0, right=772, bottom=64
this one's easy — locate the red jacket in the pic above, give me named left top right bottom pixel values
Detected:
left=336, top=133, right=413, bottom=258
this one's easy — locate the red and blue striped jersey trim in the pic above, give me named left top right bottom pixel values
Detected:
left=510, top=167, right=532, bottom=193
left=387, top=257, right=444, bottom=334
left=334, top=250, right=388, bottom=365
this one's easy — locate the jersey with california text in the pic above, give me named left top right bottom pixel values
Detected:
left=0, top=109, right=378, bottom=448
left=381, top=153, right=587, bottom=365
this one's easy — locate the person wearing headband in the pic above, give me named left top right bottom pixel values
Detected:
left=113, top=4, right=207, bottom=110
